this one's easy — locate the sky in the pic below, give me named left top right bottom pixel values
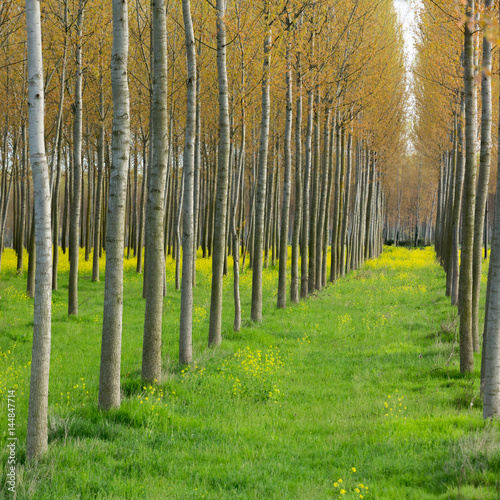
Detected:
left=393, top=0, right=418, bottom=65
left=393, top=0, right=420, bottom=149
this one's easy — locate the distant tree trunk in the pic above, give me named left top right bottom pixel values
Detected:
left=232, top=140, right=244, bottom=331
left=251, top=10, right=271, bottom=323
left=179, top=0, right=196, bottom=365
left=136, top=137, right=148, bottom=273
left=301, top=90, right=313, bottom=297
left=471, top=0, right=492, bottom=352
left=277, top=44, right=292, bottom=309
left=315, top=105, right=330, bottom=289
left=92, top=68, right=105, bottom=282
left=175, top=167, right=184, bottom=291
left=323, top=118, right=335, bottom=285
left=458, top=0, right=477, bottom=373
left=208, top=0, right=231, bottom=345
left=25, top=0, right=53, bottom=461
left=290, top=52, right=302, bottom=304
left=340, top=131, right=352, bottom=277
left=17, top=124, right=27, bottom=276
left=61, top=157, right=69, bottom=254
left=330, top=117, right=342, bottom=282
left=27, top=205, right=36, bottom=298
left=98, top=0, right=130, bottom=409
left=451, top=95, right=466, bottom=306
left=192, top=61, right=201, bottom=286
left=364, top=152, right=374, bottom=261
left=308, top=89, right=320, bottom=292
left=68, top=0, right=84, bottom=316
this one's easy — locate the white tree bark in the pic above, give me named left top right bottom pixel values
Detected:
left=251, top=11, right=271, bottom=322
left=277, top=44, right=292, bottom=309
left=142, top=0, right=169, bottom=381
left=483, top=112, right=500, bottom=418
left=290, top=52, right=302, bottom=304
left=471, top=0, right=492, bottom=351
left=179, top=0, right=196, bottom=364
left=68, top=0, right=84, bottom=316
left=98, top=0, right=130, bottom=409
left=25, top=0, right=53, bottom=461
left=459, top=0, right=477, bottom=373
left=208, top=0, right=231, bottom=344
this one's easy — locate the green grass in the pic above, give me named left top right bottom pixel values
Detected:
left=0, top=246, right=499, bottom=499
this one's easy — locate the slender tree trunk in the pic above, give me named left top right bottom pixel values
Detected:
left=315, top=105, right=330, bottom=289
left=330, top=117, right=342, bottom=282
left=482, top=30, right=500, bottom=415
left=136, top=138, right=148, bottom=273
left=340, top=131, right=352, bottom=277
left=459, top=0, right=477, bottom=373
left=308, top=89, right=320, bottom=292
left=93, top=68, right=105, bottom=282
left=179, top=0, right=196, bottom=364
left=98, top=0, right=130, bottom=409
left=208, top=0, right=231, bottom=345
left=175, top=165, right=183, bottom=291
left=471, top=0, right=492, bottom=351
left=25, top=0, right=52, bottom=461
left=232, top=138, right=244, bottom=331
left=277, top=44, right=292, bottom=309
left=451, top=95, right=466, bottom=306
left=290, top=52, right=302, bottom=304
left=68, top=0, right=84, bottom=316
left=142, top=0, right=169, bottom=381
left=251, top=11, right=272, bottom=323
left=301, top=90, right=313, bottom=296
left=27, top=205, right=36, bottom=298
left=18, top=125, right=27, bottom=276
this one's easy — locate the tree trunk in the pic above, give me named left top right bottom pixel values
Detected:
left=142, top=0, right=169, bottom=382
left=277, top=44, right=293, bottom=309
left=250, top=12, right=272, bottom=323
left=301, top=90, right=313, bottom=296
left=315, top=106, right=330, bottom=289
left=179, top=0, right=196, bottom=365
left=25, top=0, right=53, bottom=461
left=458, top=0, right=477, bottom=373
left=471, top=0, right=492, bottom=352
left=98, top=0, right=130, bottom=409
left=308, top=89, right=320, bottom=292
left=290, top=52, right=302, bottom=304
left=482, top=30, right=500, bottom=415
left=68, top=0, right=84, bottom=316
left=208, top=0, right=231, bottom=345
left=451, top=95, right=465, bottom=306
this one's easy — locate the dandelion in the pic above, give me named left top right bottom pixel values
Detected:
left=351, top=467, right=356, bottom=473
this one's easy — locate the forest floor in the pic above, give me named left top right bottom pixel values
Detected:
left=0, top=246, right=499, bottom=499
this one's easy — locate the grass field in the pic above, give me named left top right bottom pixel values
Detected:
left=0, top=246, right=499, bottom=499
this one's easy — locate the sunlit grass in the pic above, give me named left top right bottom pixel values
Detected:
left=0, top=244, right=498, bottom=498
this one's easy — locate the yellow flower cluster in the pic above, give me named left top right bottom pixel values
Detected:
left=135, top=384, right=168, bottom=416
left=365, top=246, right=435, bottom=271
left=218, top=346, right=285, bottom=402
left=383, top=390, right=407, bottom=419
left=55, top=377, right=91, bottom=411
left=0, top=344, right=30, bottom=402
left=333, top=469, right=369, bottom=499
left=296, top=332, right=311, bottom=344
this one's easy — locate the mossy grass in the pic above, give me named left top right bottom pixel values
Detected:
left=0, top=246, right=498, bottom=498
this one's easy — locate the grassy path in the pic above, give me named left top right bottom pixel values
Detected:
left=0, top=246, right=499, bottom=498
